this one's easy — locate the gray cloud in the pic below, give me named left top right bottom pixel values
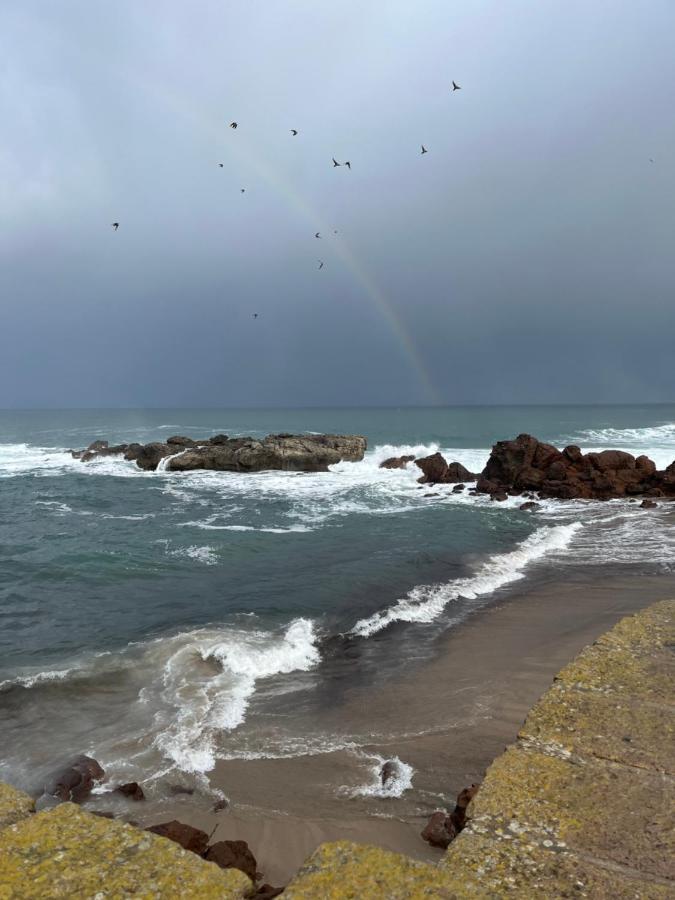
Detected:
left=1, top=1, right=674, bottom=407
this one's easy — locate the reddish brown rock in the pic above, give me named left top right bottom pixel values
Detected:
left=42, top=755, right=105, bottom=804
left=640, top=499, right=658, bottom=509
left=114, top=782, right=145, bottom=801
left=203, top=840, right=258, bottom=882
left=380, top=454, right=415, bottom=469
left=255, top=886, right=284, bottom=899
left=476, top=434, right=672, bottom=501
left=519, top=501, right=540, bottom=512
left=146, top=820, right=210, bottom=855
left=416, top=454, right=477, bottom=484
left=420, top=811, right=458, bottom=848
left=449, top=783, right=480, bottom=831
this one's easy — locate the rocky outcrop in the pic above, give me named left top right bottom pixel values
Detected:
left=114, top=782, right=145, bottom=801
left=476, top=433, right=675, bottom=500
left=75, top=433, right=367, bottom=473
left=379, top=454, right=415, bottom=469
left=415, top=453, right=478, bottom=485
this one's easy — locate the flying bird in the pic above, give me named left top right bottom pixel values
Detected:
left=229, top=121, right=238, bottom=129
left=345, top=161, right=351, bottom=169
left=452, top=81, right=461, bottom=91
left=241, top=188, right=246, bottom=193
left=315, top=232, right=321, bottom=239
left=421, top=145, right=428, bottom=154
left=318, top=260, right=324, bottom=269
left=332, top=158, right=341, bottom=167
left=218, top=163, right=224, bottom=167
left=291, top=129, right=298, bottom=136
left=111, top=222, right=119, bottom=230
left=253, top=313, right=258, bottom=318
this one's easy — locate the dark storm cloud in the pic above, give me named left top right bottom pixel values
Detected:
left=1, top=1, right=674, bottom=407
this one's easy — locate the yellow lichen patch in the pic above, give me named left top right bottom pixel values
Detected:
left=283, top=841, right=457, bottom=899
left=521, top=683, right=675, bottom=773
left=441, top=829, right=672, bottom=899
left=0, top=803, right=251, bottom=900
left=553, top=600, right=675, bottom=701
left=465, top=745, right=674, bottom=879
left=0, top=785, right=34, bottom=832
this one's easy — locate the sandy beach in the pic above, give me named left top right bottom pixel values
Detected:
left=121, top=570, right=675, bottom=885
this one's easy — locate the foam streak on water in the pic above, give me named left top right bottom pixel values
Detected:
left=351, top=523, right=583, bottom=637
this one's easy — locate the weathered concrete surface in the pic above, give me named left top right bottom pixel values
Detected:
left=282, top=841, right=459, bottom=898
left=0, top=802, right=251, bottom=899
left=284, top=601, right=674, bottom=898
left=0, top=785, right=34, bottom=831
left=440, top=598, right=675, bottom=897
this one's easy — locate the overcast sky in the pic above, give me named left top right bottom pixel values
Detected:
left=1, top=1, right=673, bottom=407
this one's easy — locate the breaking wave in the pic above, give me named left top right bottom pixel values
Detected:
left=351, top=522, right=582, bottom=637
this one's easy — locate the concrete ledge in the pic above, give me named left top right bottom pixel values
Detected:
left=0, top=803, right=252, bottom=899
left=0, top=785, right=34, bottom=832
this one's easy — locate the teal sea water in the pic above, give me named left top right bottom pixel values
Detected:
left=1, top=405, right=674, bottom=792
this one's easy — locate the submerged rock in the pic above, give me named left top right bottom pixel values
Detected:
left=41, top=755, right=105, bottom=804
left=519, top=501, right=540, bottom=512
left=380, top=454, right=415, bottom=469
left=114, top=782, right=145, bottom=801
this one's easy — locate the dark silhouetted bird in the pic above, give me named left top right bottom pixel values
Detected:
left=345, top=161, right=351, bottom=169
left=218, top=163, right=224, bottom=167
left=333, top=230, right=338, bottom=234
left=315, top=232, right=321, bottom=239
left=421, top=145, right=428, bottom=154
left=241, top=188, right=246, bottom=193
left=332, top=158, right=341, bottom=167
left=452, top=81, right=461, bottom=91
left=291, top=129, right=298, bottom=136
left=111, top=222, right=119, bottom=230
left=253, top=313, right=258, bottom=318
left=649, top=158, right=655, bottom=163
left=318, top=260, right=324, bottom=269
left=230, top=121, right=238, bottom=128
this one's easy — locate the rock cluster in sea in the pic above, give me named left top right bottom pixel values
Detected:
left=383, top=433, right=675, bottom=502
left=72, top=433, right=367, bottom=473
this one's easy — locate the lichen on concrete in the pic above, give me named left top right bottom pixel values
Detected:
left=0, top=784, right=34, bottom=832
left=0, top=802, right=252, bottom=899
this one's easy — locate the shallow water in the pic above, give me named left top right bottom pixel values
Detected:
left=1, top=405, right=674, bottom=799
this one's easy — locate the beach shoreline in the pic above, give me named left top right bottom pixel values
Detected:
left=119, top=569, right=675, bottom=885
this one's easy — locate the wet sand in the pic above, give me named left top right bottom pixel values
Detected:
left=124, top=570, right=675, bottom=885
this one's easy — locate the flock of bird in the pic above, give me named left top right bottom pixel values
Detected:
left=110, top=79, right=463, bottom=317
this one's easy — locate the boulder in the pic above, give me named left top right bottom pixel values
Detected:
left=114, top=782, right=145, bottom=801
left=416, top=454, right=477, bottom=484
left=146, top=820, right=210, bottom=855
left=519, top=501, right=540, bottom=512
left=640, top=499, right=658, bottom=509
left=420, top=811, right=457, bottom=848
left=42, top=755, right=105, bottom=803
left=491, top=492, right=508, bottom=502
left=380, top=455, right=415, bottom=469
left=203, top=840, right=258, bottom=882
left=166, top=435, right=197, bottom=447
left=452, top=484, right=465, bottom=493
left=129, top=442, right=173, bottom=471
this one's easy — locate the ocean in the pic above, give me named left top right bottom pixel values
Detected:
left=1, top=405, right=674, bottom=805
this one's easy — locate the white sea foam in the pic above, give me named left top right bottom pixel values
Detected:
left=352, top=522, right=582, bottom=637
left=345, top=754, right=414, bottom=799
left=151, top=618, right=320, bottom=772
left=168, top=545, right=219, bottom=565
